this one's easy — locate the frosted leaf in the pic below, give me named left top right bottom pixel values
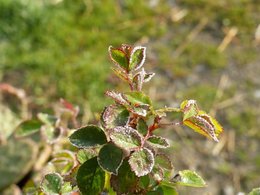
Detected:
left=128, top=147, right=154, bottom=177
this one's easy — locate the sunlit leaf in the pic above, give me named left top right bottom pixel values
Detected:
left=124, top=91, right=152, bottom=106
left=76, top=149, right=97, bottom=164
left=41, top=173, right=62, bottom=195
left=129, top=147, right=154, bottom=177
left=69, top=125, right=107, bottom=148
left=123, top=91, right=153, bottom=117
left=60, top=182, right=73, bottom=194
left=180, top=100, right=199, bottom=121
left=50, top=150, right=75, bottom=175
left=183, top=111, right=223, bottom=142
left=109, top=46, right=129, bottom=70
left=110, top=126, right=142, bottom=151
left=181, top=100, right=223, bottom=142
left=98, top=143, right=123, bottom=175
left=249, top=188, right=260, bottom=195
left=160, top=185, right=178, bottom=195
left=37, top=113, right=57, bottom=126
left=76, top=157, right=105, bottom=195
left=129, top=46, right=146, bottom=71
left=175, top=170, right=206, bottom=187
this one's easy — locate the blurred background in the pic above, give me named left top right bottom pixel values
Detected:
left=0, top=0, right=260, bottom=194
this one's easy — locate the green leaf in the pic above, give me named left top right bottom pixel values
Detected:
left=147, top=135, right=170, bottom=148
left=110, top=160, right=138, bottom=194
left=137, top=118, right=148, bottom=136
left=111, top=67, right=128, bottom=82
left=0, top=139, right=38, bottom=190
left=37, top=113, right=57, bottom=126
left=139, top=175, right=150, bottom=189
left=76, top=157, right=105, bottom=195
left=101, top=104, right=129, bottom=130
left=155, top=107, right=181, bottom=117
left=98, top=143, right=123, bottom=175
left=41, top=173, right=63, bottom=195
left=124, top=91, right=152, bottom=106
left=15, top=119, right=42, bottom=137
left=129, top=46, right=146, bottom=71
left=147, top=186, right=164, bottom=195
left=50, top=150, right=75, bottom=175
left=124, top=91, right=153, bottom=117
left=155, top=153, right=174, bottom=170
left=69, top=125, right=107, bottom=148
left=110, top=126, right=142, bottom=151
left=176, top=170, right=206, bottom=187
left=105, top=90, right=128, bottom=105
left=60, top=182, right=73, bottom=194
left=129, top=148, right=154, bottom=177
left=105, top=91, right=153, bottom=117
left=109, top=46, right=129, bottom=70
left=180, top=100, right=199, bottom=121
left=76, top=149, right=96, bottom=164
left=160, top=185, right=178, bottom=195
left=249, top=188, right=260, bottom=195
left=151, top=165, right=164, bottom=181
left=41, top=125, right=62, bottom=143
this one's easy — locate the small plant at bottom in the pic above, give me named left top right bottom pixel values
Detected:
left=19, top=44, right=224, bottom=194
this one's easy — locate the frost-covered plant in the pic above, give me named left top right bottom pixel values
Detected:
left=17, top=44, right=223, bottom=194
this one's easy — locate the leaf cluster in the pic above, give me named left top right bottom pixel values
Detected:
left=14, top=44, right=223, bottom=194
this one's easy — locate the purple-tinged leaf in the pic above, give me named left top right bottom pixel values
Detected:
left=108, top=46, right=129, bottom=71
left=123, top=91, right=153, bottom=117
left=105, top=90, right=128, bottom=105
left=181, top=100, right=223, bottom=142
left=129, top=147, right=154, bottom=177
left=183, top=110, right=223, bottom=142
left=101, top=104, right=129, bottom=130
left=111, top=67, right=129, bottom=82
left=110, top=126, right=142, bottom=151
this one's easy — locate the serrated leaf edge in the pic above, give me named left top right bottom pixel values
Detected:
left=128, top=147, right=155, bottom=177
